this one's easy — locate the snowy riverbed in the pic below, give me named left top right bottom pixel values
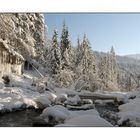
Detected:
left=0, top=72, right=140, bottom=127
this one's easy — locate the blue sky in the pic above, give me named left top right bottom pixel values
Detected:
left=45, top=13, right=140, bottom=55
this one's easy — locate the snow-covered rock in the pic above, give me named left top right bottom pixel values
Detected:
left=35, top=95, right=51, bottom=109
left=37, top=103, right=113, bottom=127
left=36, top=83, right=46, bottom=93
left=0, top=103, right=5, bottom=113
left=116, top=94, right=128, bottom=104
left=64, top=95, right=81, bottom=106
left=55, top=94, right=68, bottom=104
left=82, top=99, right=93, bottom=104
left=23, top=98, right=38, bottom=109
left=40, top=105, right=70, bottom=124
left=0, top=99, right=27, bottom=112
left=117, top=98, right=140, bottom=126
left=12, top=101, right=26, bottom=110
left=44, top=92, right=57, bottom=103
left=63, top=114, right=113, bottom=127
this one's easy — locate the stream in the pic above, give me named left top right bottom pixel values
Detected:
left=0, top=109, right=42, bottom=127
left=0, top=104, right=120, bottom=127
left=95, top=104, right=119, bottom=126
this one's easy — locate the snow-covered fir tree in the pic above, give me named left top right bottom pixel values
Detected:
left=98, top=47, right=119, bottom=90
left=60, top=21, right=72, bottom=70
left=110, top=46, right=118, bottom=81
left=49, top=22, right=75, bottom=87
left=74, top=34, right=100, bottom=91
left=43, top=22, right=140, bottom=92
left=46, top=29, right=61, bottom=76
left=77, top=34, right=96, bottom=75
left=75, top=36, right=82, bottom=67
left=99, top=55, right=108, bottom=82
left=98, top=54, right=110, bottom=90
left=109, top=47, right=118, bottom=90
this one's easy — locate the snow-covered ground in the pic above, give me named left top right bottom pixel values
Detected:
left=117, top=98, right=140, bottom=126
left=40, top=105, right=113, bottom=127
left=0, top=71, right=140, bottom=127
left=0, top=71, right=47, bottom=112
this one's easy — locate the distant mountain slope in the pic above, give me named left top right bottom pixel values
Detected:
left=125, top=54, right=140, bottom=60
left=94, top=51, right=140, bottom=74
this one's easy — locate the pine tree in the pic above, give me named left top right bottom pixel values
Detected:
left=109, top=46, right=118, bottom=84
left=77, top=34, right=96, bottom=75
left=47, top=29, right=61, bottom=76
left=52, top=22, right=75, bottom=87
left=74, top=34, right=99, bottom=91
left=75, top=36, right=82, bottom=67
left=60, top=21, right=71, bottom=70
left=98, top=46, right=119, bottom=90
left=99, top=54, right=109, bottom=83
left=125, top=73, right=132, bottom=91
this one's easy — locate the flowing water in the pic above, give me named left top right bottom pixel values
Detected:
left=0, top=109, right=42, bottom=127
left=0, top=105, right=120, bottom=127
left=0, top=102, right=122, bottom=127
left=95, top=104, right=119, bottom=126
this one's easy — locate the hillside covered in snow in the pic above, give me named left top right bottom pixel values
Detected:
left=125, top=54, right=140, bottom=60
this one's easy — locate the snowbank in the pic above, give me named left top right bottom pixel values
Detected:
left=0, top=70, right=57, bottom=112
left=117, top=98, right=140, bottom=126
left=39, top=104, right=112, bottom=127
